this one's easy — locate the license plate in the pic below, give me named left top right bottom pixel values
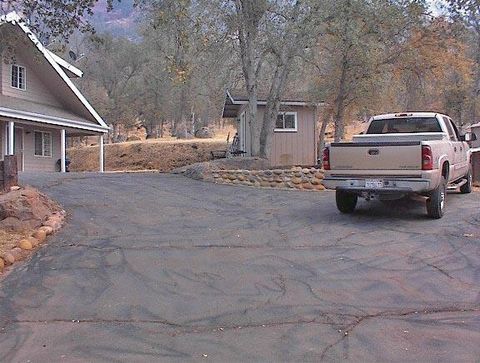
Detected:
left=365, top=179, right=384, bottom=189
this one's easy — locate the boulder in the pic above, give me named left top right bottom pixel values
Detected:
left=0, top=187, right=62, bottom=232
left=195, top=127, right=214, bottom=139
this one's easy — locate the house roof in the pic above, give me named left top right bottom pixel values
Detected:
left=222, top=90, right=320, bottom=118
left=0, top=12, right=109, bottom=133
left=0, top=95, right=108, bottom=133
left=46, top=50, right=84, bottom=78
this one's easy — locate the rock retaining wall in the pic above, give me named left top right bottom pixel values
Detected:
left=212, top=166, right=325, bottom=191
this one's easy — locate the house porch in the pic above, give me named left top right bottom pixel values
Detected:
left=0, top=118, right=105, bottom=173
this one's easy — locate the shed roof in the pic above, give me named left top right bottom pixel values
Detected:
left=222, top=90, right=320, bottom=118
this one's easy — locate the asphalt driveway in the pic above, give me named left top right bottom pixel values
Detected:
left=1, top=172, right=479, bottom=362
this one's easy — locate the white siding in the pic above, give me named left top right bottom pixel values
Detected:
left=22, top=125, right=61, bottom=172
left=0, top=121, right=60, bottom=172
left=1, top=49, right=63, bottom=108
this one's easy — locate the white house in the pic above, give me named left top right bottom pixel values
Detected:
left=0, top=12, right=109, bottom=172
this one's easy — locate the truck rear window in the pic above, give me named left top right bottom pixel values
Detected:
left=366, top=117, right=442, bottom=134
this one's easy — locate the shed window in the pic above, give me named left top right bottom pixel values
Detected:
left=34, top=131, right=52, bottom=157
left=275, top=112, right=297, bottom=132
left=11, top=64, right=26, bottom=90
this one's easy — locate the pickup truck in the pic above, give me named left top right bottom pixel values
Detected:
left=322, top=112, right=477, bottom=219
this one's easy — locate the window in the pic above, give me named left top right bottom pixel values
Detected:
left=34, top=131, right=52, bottom=157
left=443, top=117, right=457, bottom=141
left=11, top=64, right=26, bottom=90
left=275, top=112, right=297, bottom=132
left=366, top=117, right=442, bottom=134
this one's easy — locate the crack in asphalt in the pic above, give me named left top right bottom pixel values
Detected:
left=319, top=305, right=480, bottom=360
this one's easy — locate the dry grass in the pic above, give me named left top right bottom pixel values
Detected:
left=68, top=138, right=228, bottom=172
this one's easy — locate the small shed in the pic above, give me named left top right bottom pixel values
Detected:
left=222, top=91, right=319, bottom=166
left=470, top=123, right=480, bottom=183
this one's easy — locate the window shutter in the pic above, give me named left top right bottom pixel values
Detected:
left=11, top=65, right=18, bottom=88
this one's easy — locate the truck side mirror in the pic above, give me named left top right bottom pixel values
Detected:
left=460, top=132, right=477, bottom=142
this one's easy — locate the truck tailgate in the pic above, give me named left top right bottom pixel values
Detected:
left=329, top=142, right=422, bottom=171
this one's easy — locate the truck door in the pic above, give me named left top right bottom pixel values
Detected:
left=449, top=119, right=469, bottom=177
left=444, top=117, right=464, bottom=180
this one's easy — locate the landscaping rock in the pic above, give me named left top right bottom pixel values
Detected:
left=315, top=184, right=325, bottom=191
left=39, top=226, right=54, bottom=236
left=28, top=237, right=39, bottom=247
left=0, top=257, right=4, bottom=271
left=0, top=187, right=62, bottom=232
left=10, top=247, right=24, bottom=262
left=303, top=183, right=314, bottom=190
left=18, top=239, right=33, bottom=250
left=33, top=229, right=47, bottom=243
left=292, top=177, right=303, bottom=185
left=176, top=161, right=326, bottom=193
left=2, top=252, right=15, bottom=265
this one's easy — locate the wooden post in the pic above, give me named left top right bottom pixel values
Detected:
left=8, top=121, right=14, bottom=155
left=4, top=123, right=8, bottom=156
left=99, top=134, right=104, bottom=173
left=60, top=129, right=66, bottom=173
left=3, top=155, right=18, bottom=191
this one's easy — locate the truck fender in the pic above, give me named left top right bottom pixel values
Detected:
left=437, top=154, right=450, bottom=178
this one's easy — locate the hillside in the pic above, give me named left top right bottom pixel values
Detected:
left=68, top=138, right=227, bottom=172
left=91, top=0, right=138, bottom=38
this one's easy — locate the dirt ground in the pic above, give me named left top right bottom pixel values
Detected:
left=0, top=231, right=27, bottom=257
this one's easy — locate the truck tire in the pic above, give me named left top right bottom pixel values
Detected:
left=426, top=177, right=446, bottom=219
left=460, top=167, right=472, bottom=194
left=336, top=190, right=358, bottom=214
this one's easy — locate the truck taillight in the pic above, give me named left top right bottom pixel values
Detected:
left=322, top=147, right=331, bottom=170
left=422, top=145, right=433, bottom=170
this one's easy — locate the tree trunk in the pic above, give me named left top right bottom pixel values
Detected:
left=318, top=108, right=333, bottom=159
left=248, top=90, right=260, bottom=156
left=259, top=62, right=290, bottom=159
left=334, top=58, right=348, bottom=142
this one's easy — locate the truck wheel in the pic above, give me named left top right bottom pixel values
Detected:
left=460, top=167, right=472, bottom=194
left=426, top=177, right=446, bottom=219
left=336, top=191, right=358, bottom=214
